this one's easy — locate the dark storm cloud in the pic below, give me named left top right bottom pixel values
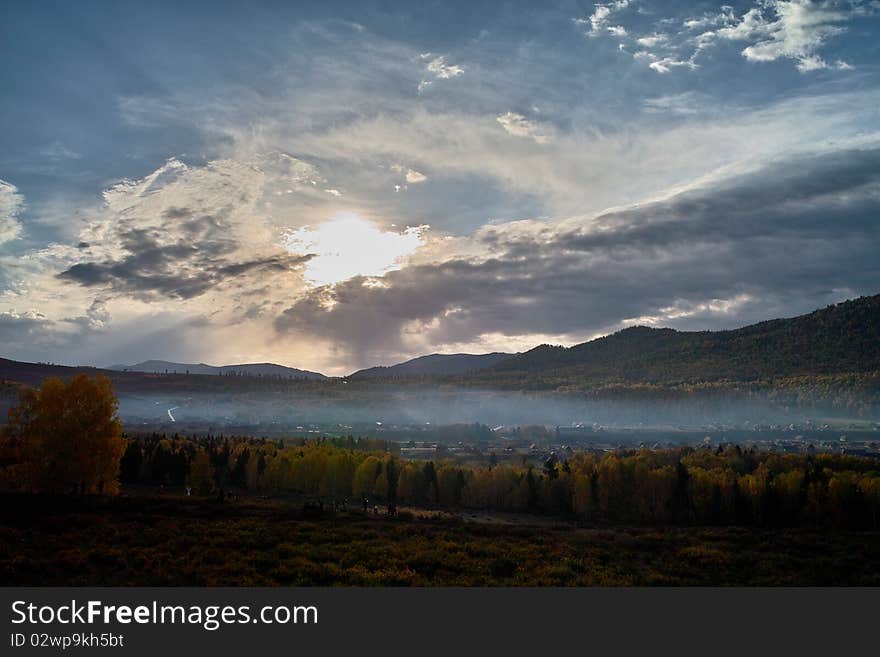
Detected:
left=276, top=146, right=880, bottom=366
left=58, top=218, right=312, bottom=300
left=487, top=148, right=880, bottom=256
left=60, top=252, right=311, bottom=300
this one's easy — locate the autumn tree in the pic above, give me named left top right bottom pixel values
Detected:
left=0, top=375, right=126, bottom=494
left=354, top=456, right=382, bottom=497
left=188, top=450, right=216, bottom=495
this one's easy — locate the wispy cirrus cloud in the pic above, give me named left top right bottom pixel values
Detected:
left=642, top=92, right=707, bottom=115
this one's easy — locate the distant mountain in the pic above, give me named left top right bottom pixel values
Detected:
left=108, top=360, right=327, bottom=380
left=350, top=352, right=514, bottom=379
left=479, top=294, right=880, bottom=385
left=0, top=358, right=330, bottom=402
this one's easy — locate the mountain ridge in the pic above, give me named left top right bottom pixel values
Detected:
left=477, top=294, right=880, bottom=386
left=107, top=360, right=327, bottom=380
left=349, top=352, right=514, bottom=379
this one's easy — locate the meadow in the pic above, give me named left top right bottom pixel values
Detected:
left=2, top=493, right=879, bottom=586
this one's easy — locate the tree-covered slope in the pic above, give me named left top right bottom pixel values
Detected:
left=483, top=294, right=880, bottom=385
left=108, top=360, right=327, bottom=380
left=350, top=352, right=513, bottom=379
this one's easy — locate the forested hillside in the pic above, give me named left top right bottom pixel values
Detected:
left=480, top=295, right=880, bottom=386
left=108, top=360, right=327, bottom=380
left=351, top=352, right=513, bottom=379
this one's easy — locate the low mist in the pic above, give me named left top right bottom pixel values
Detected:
left=115, top=386, right=880, bottom=436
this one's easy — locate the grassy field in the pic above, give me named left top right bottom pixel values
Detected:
left=2, top=493, right=879, bottom=586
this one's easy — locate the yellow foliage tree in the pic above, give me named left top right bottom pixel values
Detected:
left=353, top=456, right=381, bottom=497
left=1, top=375, right=125, bottom=494
left=188, top=450, right=216, bottom=495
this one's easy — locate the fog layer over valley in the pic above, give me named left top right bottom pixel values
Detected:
left=112, top=382, right=879, bottom=437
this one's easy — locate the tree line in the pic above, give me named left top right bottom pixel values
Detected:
left=112, top=433, right=880, bottom=528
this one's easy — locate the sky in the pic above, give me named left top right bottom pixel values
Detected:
left=1, top=0, right=879, bottom=375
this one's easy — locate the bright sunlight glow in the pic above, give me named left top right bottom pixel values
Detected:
left=283, top=213, right=427, bottom=286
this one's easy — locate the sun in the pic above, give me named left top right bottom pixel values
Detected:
left=283, top=212, right=427, bottom=286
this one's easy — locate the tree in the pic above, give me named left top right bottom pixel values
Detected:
left=524, top=467, right=539, bottom=510
left=119, top=441, right=143, bottom=483
left=0, top=375, right=125, bottom=494
left=188, top=450, right=216, bottom=495
left=354, top=456, right=382, bottom=497
left=572, top=474, right=593, bottom=518
left=423, top=461, right=439, bottom=505
left=671, top=461, right=692, bottom=523
left=384, top=457, right=400, bottom=504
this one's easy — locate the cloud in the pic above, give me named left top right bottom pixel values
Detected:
left=0, top=301, right=113, bottom=354
left=389, top=164, right=427, bottom=189
left=274, top=145, right=880, bottom=367
left=390, top=164, right=428, bottom=185
left=643, top=92, right=705, bottom=115
left=424, top=55, right=464, bottom=79
left=59, top=245, right=310, bottom=300
left=576, top=1, right=631, bottom=36
left=625, top=1, right=867, bottom=74
left=0, top=149, right=371, bottom=370
left=628, top=42, right=701, bottom=74
left=695, top=0, right=865, bottom=71
left=0, top=310, right=52, bottom=345
left=495, top=112, right=552, bottom=144
left=683, top=6, right=737, bottom=30
left=405, top=169, right=427, bottom=184
left=637, top=34, right=668, bottom=47
left=0, top=180, right=24, bottom=245
left=649, top=57, right=699, bottom=73
left=53, top=156, right=323, bottom=301
left=0, top=153, right=325, bottom=349
left=255, top=84, right=879, bottom=232
left=418, top=54, right=464, bottom=92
